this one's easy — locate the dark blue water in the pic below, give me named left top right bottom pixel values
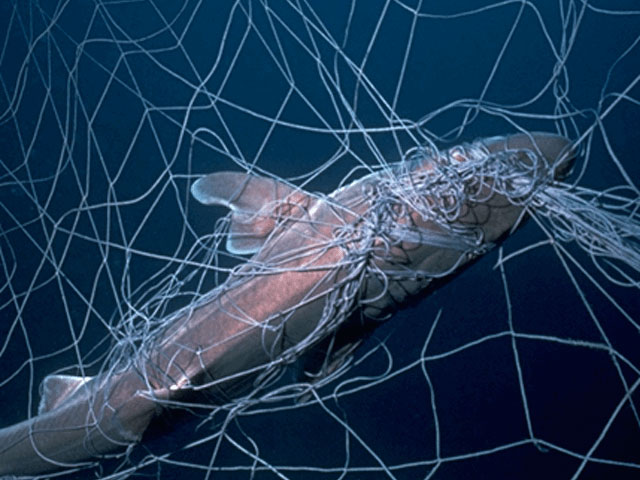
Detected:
left=0, top=1, right=638, bottom=479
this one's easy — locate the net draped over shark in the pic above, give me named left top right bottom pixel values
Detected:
left=0, top=132, right=575, bottom=476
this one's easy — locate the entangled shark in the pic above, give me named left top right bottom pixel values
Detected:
left=0, top=132, right=575, bottom=476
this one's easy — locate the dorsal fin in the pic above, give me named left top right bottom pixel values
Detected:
left=38, top=374, right=92, bottom=414
left=191, top=172, right=313, bottom=254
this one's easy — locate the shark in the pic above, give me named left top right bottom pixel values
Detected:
left=0, top=132, right=575, bottom=476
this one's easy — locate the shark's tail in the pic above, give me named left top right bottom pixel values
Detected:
left=0, top=372, right=158, bottom=476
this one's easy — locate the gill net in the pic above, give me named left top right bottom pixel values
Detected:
left=0, top=1, right=639, bottom=479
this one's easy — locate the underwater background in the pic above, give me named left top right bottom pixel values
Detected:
left=0, top=1, right=639, bottom=479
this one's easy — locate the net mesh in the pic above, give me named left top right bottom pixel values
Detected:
left=0, top=1, right=639, bottom=479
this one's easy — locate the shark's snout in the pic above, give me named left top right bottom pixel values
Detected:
left=483, top=132, right=577, bottom=180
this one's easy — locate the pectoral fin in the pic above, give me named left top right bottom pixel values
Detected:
left=38, top=374, right=93, bottom=414
left=191, top=172, right=314, bottom=254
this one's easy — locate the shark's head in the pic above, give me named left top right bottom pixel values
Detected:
left=377, top=132, right=578, bottom=255
left=354, top=132, right=578, bottom=318
left=480, top=132, right=577, bottom=180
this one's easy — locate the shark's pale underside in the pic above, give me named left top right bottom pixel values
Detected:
left=0, top=132, right=575, bottom=476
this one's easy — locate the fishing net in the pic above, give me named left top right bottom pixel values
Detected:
left=0, top=1, right=638, bottom=478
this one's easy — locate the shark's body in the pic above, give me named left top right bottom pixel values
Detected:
left=0, top=133, right=574, bottom=476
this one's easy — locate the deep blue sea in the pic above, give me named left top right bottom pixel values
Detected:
left=0, top=1, right=638, bottom=479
